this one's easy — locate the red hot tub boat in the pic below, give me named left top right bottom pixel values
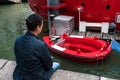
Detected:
left=43, top=34, right=111, bottom=64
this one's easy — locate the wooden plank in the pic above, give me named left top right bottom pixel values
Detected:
left=71, top=30, right=79, bottom=35
left=77, top=31, right=120, bottom=41
left=78, top=32, right=86, bottom=37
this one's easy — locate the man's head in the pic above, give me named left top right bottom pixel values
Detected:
left=26, top=14, right=43, bottom=34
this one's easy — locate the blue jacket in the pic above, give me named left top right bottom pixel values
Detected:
left=13, top=32, right=53, bottom=80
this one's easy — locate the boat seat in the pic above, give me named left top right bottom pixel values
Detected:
left=79, top=21, right=109, bottom=33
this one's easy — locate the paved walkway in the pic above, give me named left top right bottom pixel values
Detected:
left=0, top=59, right=117, bottom=80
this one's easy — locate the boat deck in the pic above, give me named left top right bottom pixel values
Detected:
left=71, top=30, right=120, bottom=41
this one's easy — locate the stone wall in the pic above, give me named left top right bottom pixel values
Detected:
left=0, top=59, right=117, bottom=80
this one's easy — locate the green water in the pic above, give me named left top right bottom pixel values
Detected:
left=0, top=3, right=120, bottom=79
left=0, top=3, right=33, bottom=60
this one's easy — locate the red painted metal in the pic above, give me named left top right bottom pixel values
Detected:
left=41, top=3, right=66, bottom=10
left=43, top=35, right=111, bottom=64
left=28, top=0, right=120, bottom=30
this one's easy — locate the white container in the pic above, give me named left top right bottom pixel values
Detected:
left=54, top=15, right=74, bottom=35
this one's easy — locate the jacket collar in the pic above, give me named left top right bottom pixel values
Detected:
left=25, top=31, right=39, bottom=39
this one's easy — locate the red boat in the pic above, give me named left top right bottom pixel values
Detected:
left=43, top=34, right=111, bottom=63
left=28, top=0, right=120, bottom=30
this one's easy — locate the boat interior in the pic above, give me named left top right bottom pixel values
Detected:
left=56, top=37, right=105, bottom=53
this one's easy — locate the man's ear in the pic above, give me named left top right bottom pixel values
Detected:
left=35, top=25, right=40, bottom=31
left=36, top=25, right=42, bottom=33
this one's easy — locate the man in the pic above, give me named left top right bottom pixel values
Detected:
left=13, top=14, right=60, bottom=80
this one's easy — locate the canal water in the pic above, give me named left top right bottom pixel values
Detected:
left=0, top=3, right=120, bottom=79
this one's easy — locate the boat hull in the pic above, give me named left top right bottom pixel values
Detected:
left=28, top=0, right=120, bottom=30
left=43, top=35, right=111, bottom=64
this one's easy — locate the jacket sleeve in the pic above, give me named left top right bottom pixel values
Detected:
left=37, top=43, right=53, bottom=70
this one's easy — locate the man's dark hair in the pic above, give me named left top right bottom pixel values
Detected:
left=26, top=14, right=43, bottom=31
